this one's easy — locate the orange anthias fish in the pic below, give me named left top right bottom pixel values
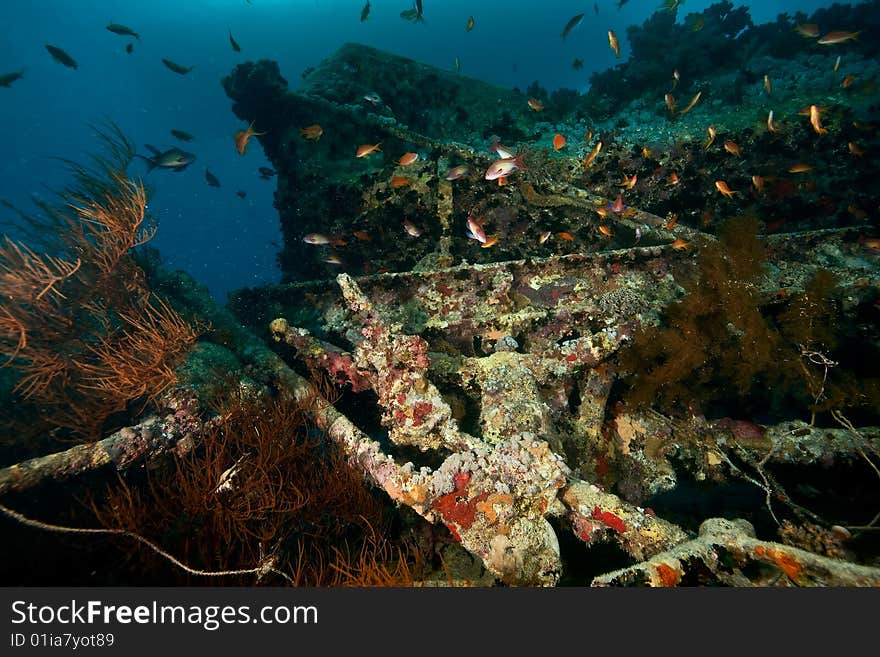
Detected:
left=556, top=231, right=575, bottom=241
left=666, top=172, right=680, bottom=187
left=715, top=180, right=736, bottom=198
left=848, top=142, right=865, bottom=156
left=664, top=213, right=678, bottom=229
left=705, top=125, right=716, bottom=149
left=670, top=238, right=689, bottom=251
left=466, top=214, right=487, bottom=243
left=664, top=93, right=676, bottom=115
left=466, top=15, right=475, bottom=31
left=809, top=104, right=828, bottom=134
left=795, top=23, right=820, bottom=38
left=300, top=124, right=323, bottom=140
left=584, top=141, right=602, bottom=167
left=490, top=138, right=516, bottom=159
left=485, top=154, right=527, bottom=181
left=356, top=142, right=382, bottom=158
left=617, top=173, right=638, bottom=189
left=817, top=30, right=860, bottom=45
left=481, top=235, right=499, bottom=248
left=389, top=175, right=411, bottom=188
left=859, top=235, right=880, bottom=252
left=767, top=110, right=779, bottom=133
left=303, top=233, right=347, bottom=247
left=598, top=225, right=612, bottom=237
left=677, top=91, right=702, bottom=116
left=608, top=30, right=620, bottom=58
left=234, top=121, right=266, bottom=155
left=724, top=140, right=741, bottom=157
left=303, top=232, right=331, bottom=245
left=799, top=104, right=828, bottom=116
left=788, top=163, right=813, bottom=173
left=763, top=74, right=772, bottom=95
left=398, top=152, right=419, bottom=166
left=642, top=146, right=654, bottom=159
left=752, top=175, right=765, bottom=192
left=353, top=229, right=372, bottom=241
left=553, top=133, right=567, bottom=151
left=842, top=74, right=856, bottom=88
left=528, top=97, right=544, bottom=111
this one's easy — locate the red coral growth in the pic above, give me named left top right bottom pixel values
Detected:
left=322, top=351, right=371, bottom=392
left=403, top=335, right=430, bottom=370
left=432, top=471, right=489, bottom=537
left=411, top=401, right=433, bottom=427
left=591, top=507, right=627, bottom=533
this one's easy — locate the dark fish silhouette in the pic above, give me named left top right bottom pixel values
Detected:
left=236, top=190, right=247, bottom=198
left=125, top=43, right=134, bottom=54
left=572, top=58, right=584, bottom=71
left=258, top=166, right=275, bottom=179
left=0, top=70, right=24, bottom=88
left=401, top=0, right=424, bottom=23
left=135, top=145, right=195, bottom=172
left=170, top=129, right=194, bottom=142
left=595, top=1, right=600, bottom=14
left=162, top=58, right=194, bottom=75
left=205, top=168, right=221, bottom=187
left=561, top=13, right=585, bottom=39
left=228, top=29, right=240, bottom=52
left=360, top=0, right=370, bottom=22
left=106, top=23, right=140, bottom=40
left=617, top=0, right=630, bottom=8
left=45, top=45, right=78, bottom=69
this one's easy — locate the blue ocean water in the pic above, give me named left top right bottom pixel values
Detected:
left=0, top=0, right=851, bottom=300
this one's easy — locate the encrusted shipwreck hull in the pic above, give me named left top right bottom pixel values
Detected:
left=217, top=45, right=880, bottom=585
left=230, top=227, right=879, bottom=585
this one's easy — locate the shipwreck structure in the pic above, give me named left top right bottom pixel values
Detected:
left=216, top=44, right=880, bottom=584
left=2, top=40, right=879, bottom=587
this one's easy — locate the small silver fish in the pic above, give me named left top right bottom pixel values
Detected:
left=403, top=220, right=421, bottom=237
left=303, top=232, right=331, bottom=245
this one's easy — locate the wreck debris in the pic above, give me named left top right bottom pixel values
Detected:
left=0, top=388, right=204, bottom=496
left=560, top=479, right=690, bottom=562
left=270, top=273, right=697, bottom=583
left=592, top=517, right=880, bottom=587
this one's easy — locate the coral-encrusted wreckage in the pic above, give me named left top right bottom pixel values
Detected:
left=3, top=2, right=880, bottom=586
